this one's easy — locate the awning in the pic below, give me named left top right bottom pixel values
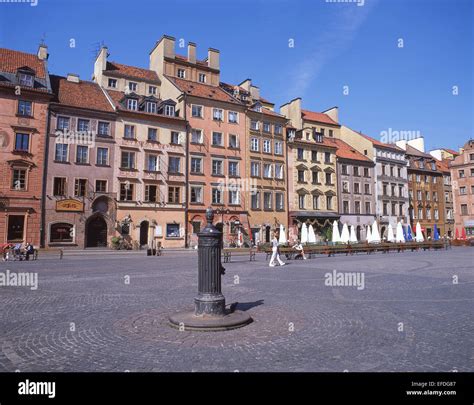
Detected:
left=290, top=211, right=340, bottom=218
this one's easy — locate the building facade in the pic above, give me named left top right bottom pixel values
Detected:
left=281, top=98, right=339, bottom=242
left=436, top=159, right=454, bottom=237
left=94, top=46, right=187, bottom=248
left=0, top=46, right=52, bottom=247
left=45, top=74, right=118, bottom=248
left=450, top=140, right=474, bottom=237
left=334, top=138, right=376, bottom=241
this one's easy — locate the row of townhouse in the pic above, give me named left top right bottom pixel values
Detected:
left=0, top=36, right=471, bottom=249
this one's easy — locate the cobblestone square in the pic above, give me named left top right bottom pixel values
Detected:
left=0, top=248, right=472, bottom=372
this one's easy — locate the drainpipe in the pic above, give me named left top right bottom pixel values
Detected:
left=285, top=130, right=291, bottom=237
left=183, top=93, right=189, bottom=248
left=40, top=106, right=52, bottom=248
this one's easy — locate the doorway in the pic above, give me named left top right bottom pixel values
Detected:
left=140, top=221, right=149, bottom=247
left=86, top=215, right=107, bottom=247
left=7, top=215, right=25, bottom=242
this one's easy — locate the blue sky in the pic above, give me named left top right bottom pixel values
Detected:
left=0, top=0, right=472, bottom=151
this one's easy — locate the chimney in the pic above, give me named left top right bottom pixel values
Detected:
left=93, top=46, right=108, bottom=83
left=208, top=48, right=220, bottom=70
left=323, top=107, right=339, bottom=124
left=37, top=44, right=48, bottom=60
left=162, top=35, right=176, bottom=59
left=250, top=85, right=260, bottom=101
left=407, top=137, right=425, bottom=153
left=188, top=42, right=196, bottom=64
left=67, top=73, right=80, bottom=83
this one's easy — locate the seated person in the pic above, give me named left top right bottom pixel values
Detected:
left=292, top=241, right=307, bottom=260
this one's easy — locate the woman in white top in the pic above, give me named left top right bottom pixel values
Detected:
left=269, top=232, right=285, bottom=267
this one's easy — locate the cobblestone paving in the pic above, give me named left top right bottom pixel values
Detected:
left=0, top=248, right=472, bottom=372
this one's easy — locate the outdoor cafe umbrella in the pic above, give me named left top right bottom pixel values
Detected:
left=415, top=221, right=424, bottom=242
left=332, top=220, right=341, bottom=243
left=396, top=221, right=405, bottom=243
left=279, top=224, right=287, bottom=245
left=366, top=224, right=372, bottom=243
left=340, top=223, right=350, bottom=244
left=455, top=228, right=459, bottom=240
left=407, top=224, right=413, bottom=241
left=371, top=220, right=381, bottom=243
left=349, top=225, right=358, bottom=243
left=308, top=224, right=316, bottom=244
left=461, top=227, right=467, bottom=240
left=301, top=223, right=308, bottom=244
left=402, top=224, right=408, bottom=241
left=433, top=224, right=440, bottom=241
left=387, top=223, right=396, bottom=243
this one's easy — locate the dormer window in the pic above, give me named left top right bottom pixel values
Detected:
left=419, top=160, right=424, bottom=169
left=313, top=129, right=323, bottom=143
left=241, top=94, right=247, bottom=101
left=146, top=102, right=157, bottom=114
left=127, top=98, right=138, bottom=111
left=128, top=82, right=137, bottom=92
left=164, top=104, right=175, bottom=116
left=108, top=78, right=117, bottom=88
left=18, top=73, right=34, bottom=87
left=253, top=103, right=262, bottom=112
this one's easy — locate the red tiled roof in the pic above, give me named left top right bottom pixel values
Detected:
left=331, top=138, right=372, bottom=162
left=50, top=75, right=115, bottom=112
left=301, top=109, right=339, bottom=126
left=358, top=133, right=404, bottom=151
left=0, top=48, right=46, bottom=78
left=444, top=148, right=459, bottom=156
left=105, top=61, right=160, bottom=83
left=436, top=159, right=450, bottom=173
left=168, top=76, right=241, bottom=104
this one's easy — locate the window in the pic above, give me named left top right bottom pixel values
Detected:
left=95, top=180, right=107, bottom=193
left=297, top=148, right=304, bottom=160
left=353, top=166, right=359, bottom=176
left=325, top=172, right=332, bottom=185
left=251, top=162, right=260, bottom=177
left=168, top=187, right=180, bottom=204
left=299, top=194, right=305, bottom=209
left=298, top=170, right=305, bottom=183
left=343, top=201, right=349, bottom=214
left=146, top=102, right=157, bottom=114
left=198, top=73, right=206, bottom=83
left=398, top=167, right=402, bottom=177
left=76, top=145, right=88, bottom=164
left=229, top=189, right=240, bottom=205
left=274, top=141, right=283, bottom=155
left=124, top=125, right=135, bottom=139
left=190, top=186, right=202, bottom=203
left=127, top=99, right=138, bottom=111
left=274, top=124, right=283, bottom=135
left=177, top=69, right=186, bottom=78
left=382, top=165, right=386, bottom=175
left=212, top=132, right=223, bottom=146
left=192, top=105, right=203, bottom=118
left=312, top=171, right=319, bottom=184
left=76, top=119, right=89, bottom=132
left=50, top=223, right=73, bottom=243
left=364, top=167, right=369, bottom=177
left=228, top=111, right=238, bottom=123
left=18, top=100, right=32, bottom=116
left=365, top=202, right=371, bottom=214
left=57, top=116, right=70, bottom=130
left=426, top=208, right=431, bottom=220
left=251, top=191, right=260, bottom=209
left=143, top=185, right=157, bottom=202
left=263, top=192, right=272, bottom=209
left=355, top=201, right=361, bottom=214
left=418, top=161, right=424, bottom=169
left=74, top=179, right=87, bottom=197
left=434, top=209, right=439, bottom=220
left=460, top=186, right=466, bottom=195
left=19, top=73, right=34, bottom=87
left=275, top=163, right=284, bottom=179
left=354, top=183, right=360, bottom=194
left=383, top=202, right=388, bottom=216
left=128, top=82, right=137, bottom=92
left=148, top=128, right=158, bottom=141
left=392, top=202, right=397, bottom=216
left=342, top=165, right=348, bottom=175
left=470, top=153, right=474, bottom=161
left=417, top=190, right=422, bottom=200
left=390, top=166, right=394, bottom=176
left=392, top=184, right=397, bottom=196
left=190, top=157, right=202, bottom=174
left=14, top=133, right=29, bottom=152
left=250, top=120, right=259, bottom=131
left=108, top=78, right=117, bottom=88
left=433, top=191, right=438, bottom=201
left=169, top=156, right=181, bottom=173
left=166, top=224, right=180, bottom=238
left=170, top=131, right=180, bottom=144
left=458, top=170, right=465, bottom=178
left=250, top=138, right=259, bottom=152
left=164, top=104, right=175, bottom=116
left=212, top=187, right=223, bottom=204
left=329, top=129, right=333, bottom=137
left=263, top=139, right=271, bottom=153
left=213, top=108, right=223, bottom=121
left=191, top=129, right=203, bottom=144
left=418, top=208, right=423, bottom=220
left=342, top=181, right=349, bottom=193
left=263, top=122, right=271, bottom=133
left=276, top=193, right=284, bottom=210
left=212, top=159, right=223, bottom=175
left=365, top=184, right=370, bottom=194
left=263, top=163, right=272, bottom=178
left=399, top=185, right=403, bottom=198
left=55, top=144, right=68, bottom=162
left=147, top=86, right=157, bottom=95
left=98, top=121, right=110, bottom=136
left=326, top=196, right=333, bottom=210
left=383, top=184, right=388, bottom=196
left=461, top=204, right=468, bottom=215
left=147, top=154, right=159, bottom=172
left=312, top=195, right=319, bottom=210
left=53, top=177, right=66, bottom=196
left=96, top=147, right=108, bottom=166
left=120, top=182, right=134, bottom=201
left=229, top=161, right=239, bottom=177
left=229, top=134, right=238, bottom=148
left=121, top=151, right=135, bottom=169
left=324, top=152, right=331, bottom=163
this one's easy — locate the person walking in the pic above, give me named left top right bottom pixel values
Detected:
left=269, top=231, right=285, bottom=267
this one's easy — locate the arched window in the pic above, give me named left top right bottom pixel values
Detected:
left=50, top=223, right=73, bottom=243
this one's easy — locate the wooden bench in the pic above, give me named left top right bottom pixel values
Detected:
left=223, top=248, right=256, bottom=263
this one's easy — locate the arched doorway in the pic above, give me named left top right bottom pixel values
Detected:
left=265, top=225, right=271, bottom=243
left=140, top=221, right=149, bottom=247
left=381, top=226, right=386, bottom=239
left=86, top=215, right=107, bottom=248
